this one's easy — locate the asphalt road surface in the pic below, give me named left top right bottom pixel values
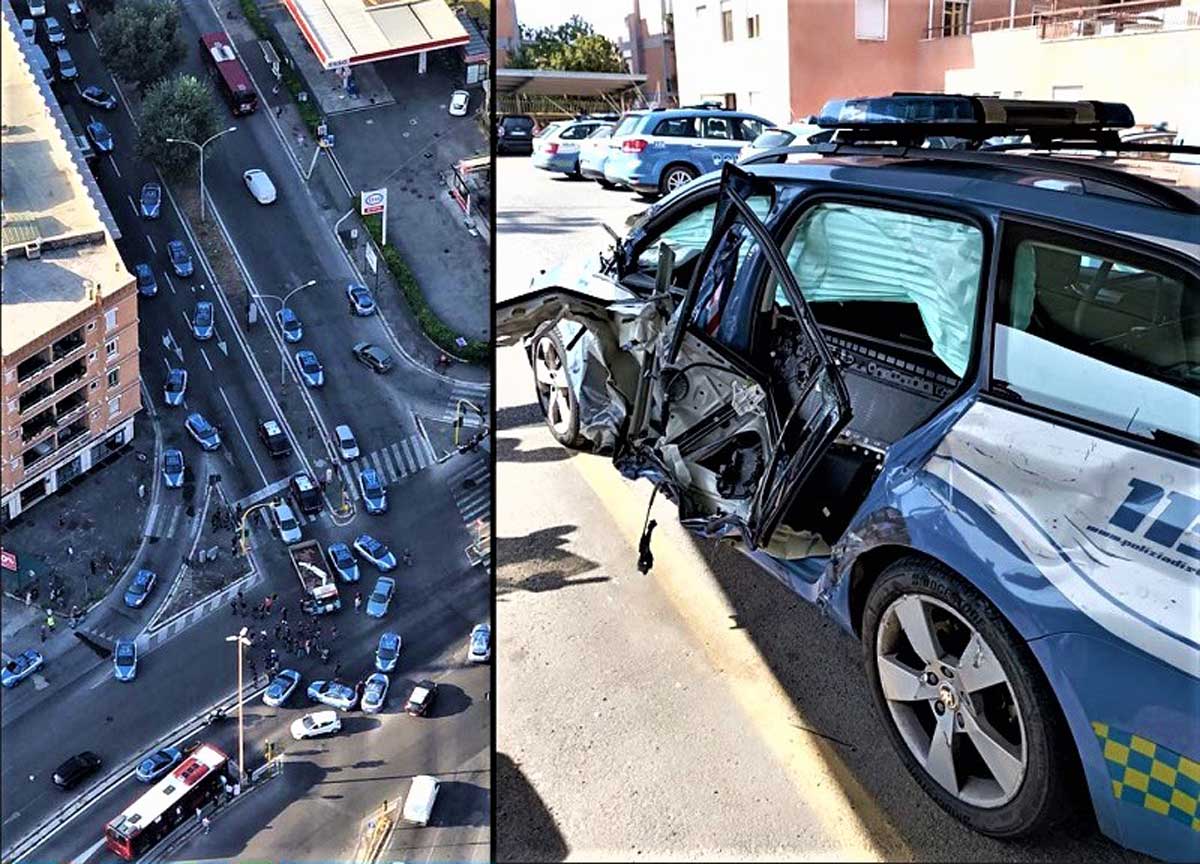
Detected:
left=493, top=155, right=1149, bottom=862
left=2, top=1, right=490, bottom=859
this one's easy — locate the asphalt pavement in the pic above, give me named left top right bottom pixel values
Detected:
left=493, top=156, right=1150, bottom=862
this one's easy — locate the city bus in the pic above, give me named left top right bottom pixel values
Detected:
left=199, top=32, right=257, bottom=116
left=103, top=743, right=229, bottom=860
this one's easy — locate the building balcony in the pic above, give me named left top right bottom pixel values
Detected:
left=22, top=438, right=57, bottom=470
left=16, top=349, right=52, bottom=384
left=56, top=417, right=90, bottom=449
left=54, top=389, right=88, bottom=425
left=21, top=408, right=56, bottom=443
left=52, top=358, right=87, bottom=392
left=51, top=328, right=86, bottom=362
left=922, top=0, right=1198, bottom=40
left=19, top=381, right=55, bottom=415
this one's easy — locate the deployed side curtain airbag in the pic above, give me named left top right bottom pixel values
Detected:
left=782, top=203, right=984, bottom=376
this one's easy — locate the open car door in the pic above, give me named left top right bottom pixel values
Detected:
left=625, top=162, right=852, bottom=553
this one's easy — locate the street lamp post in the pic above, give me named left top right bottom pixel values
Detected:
left=165, top=126, right=238, bottom=222
left=249, top=280, right=318, bottom=387
left=225, top=626, right=253, bottom=787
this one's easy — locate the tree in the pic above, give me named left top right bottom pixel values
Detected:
left=137, top=75, right=219, bottom=179
left=96, top=0, right=183, bottom=89
left=508, top=15, right=628, bottom=73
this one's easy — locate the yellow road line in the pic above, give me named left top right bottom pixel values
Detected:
left=570, top=451, right=909, bottom=861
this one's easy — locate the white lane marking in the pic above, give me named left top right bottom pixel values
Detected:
left=107, top=74, right=138, bottom=130
left=219, top=386, right=268, bottom=486
left=88, top=30, right=99, bottom=51
left=107, top=154, right=120, bottom=176
left=200, top=348, right=213, bottom=372
left=71, top=837, right=107, bottom=864
left=164, top=272, right=175, bottom=294
left=146, top=235, right=157, bottom=254
left=128, top=194, right=138, bottom=216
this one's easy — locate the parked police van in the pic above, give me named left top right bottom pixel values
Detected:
left=499, top=95, right=1200, bottom=863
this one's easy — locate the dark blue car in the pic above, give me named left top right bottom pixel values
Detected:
left=139, top=182, right=161, bottom=219
left=123, top=569, right=157, bottom=608
left=134, top=263, right=157, bottom=297
left=167, top=240, right=193, bottom=277
left=86, top=119, right=114, bottom=153
left=135, top=747, right=181, bottom=782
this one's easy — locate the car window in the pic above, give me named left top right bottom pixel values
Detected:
left=701, top=117, right=734, bottom=140
left=653, top=116, right=697, bottom=138
left=588, top=126, right=613, bottom=139
left=735, top=118, right=766, bottom=141
left=613, top=115, right=642, bottom=136
left=560, top=124, right=591, bottom=140
left=995, top=227, right=1198, bottom=445
left=635, top=195, right=772, bottom=277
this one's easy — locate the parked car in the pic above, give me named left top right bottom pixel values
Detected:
left=52, top=752, right=101, bottom=790
left=243, top=168, right=276, bottom=204
left=167, top=240, right=193, bottom=277
left=352, top=341, right=393, bottom=373
left=163, top=368, right=187, bottom=406
left=365, top=576, right=395, bottom=618
left=86, top=119, right=113, bottom=153
left=28, top=0, right=46, bottom=17
left=1, top=649, right=44, bottom=688
left=404, top=680, right=437, bottom=716
left=402, top=775, right=439, bottom=826
left=327, top=542, right=359, bottom=583
left=185, top=412, right=220, bottom=450
left=291, top=710, right=341, bottom=740
left=80, top=85, right=117, bottom=110
left=43, top=16, right=64, bottom=44
left=161, top=448, right=184, bottom=488
left=257, top=419, right=290, bottom=457
left=55, top=48, right=77, bottom=81
left=375, top=632, right=401, bottom=673
left=113, top=639, right=137, bottom=681
left=271, top=500, right=302, bottom=544
left=134, top=263, right=157, bottom=297
left=290, top=472, right=322, bottom=516
left=192, top=300, right=214, bottom=340
left=135, top=747, right=182, bottom=783
left=358, top=467, right=387, bottom=514
left=532, top=118, right=612, bottom=177
left=448, top=89, right=470, bottom=117
left=139, top=182, right=161, bottom=219
left=263, top=669, right=301, bottom=707
left=277, top=307, right=302, bottom=342
left=496, top=113, right=536, bottom=155
left=353, top=534, right=396, bottom=572
left=361, top=672, right=389, bottom=713
left=467, top=623, right=491, bottom=663
left=66, top=0, right=88, bottom=30
left=602, top=105, right=773, bottom=197
left=498, top=93, right=1200, bottom=863
left=307, top=679, right=357, bottom=711
left=123, top=569, right=157, bottom=608
left=346, top=283, right=376, bottom=316
left=578, top=125, right=617, bottom=186
left=738, top=122, right=832, bottom=162
left=335, top=424, right=360, bottom=460
left=20, top=18, right=35, bottom=42
left=295, top=350, right=324, bottom=388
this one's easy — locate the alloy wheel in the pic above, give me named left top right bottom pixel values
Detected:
left=534, top=335, right=574, bottom=437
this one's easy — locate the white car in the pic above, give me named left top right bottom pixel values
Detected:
left=271, top=500, right=302, bottom=544
left=28, top=0, right=45, bottom=17
left=290, top=710, right=341, bottom=740
left=468, top=623, right=491, bottom=662
left=403, top=775, right=439, bottom=826
left=20, top=18, right=35, bottom=41
left=243, top=169, right=277, bottom=204
left=335, top=424, right=359, bottom=461
left=448, top=90, right=470, bottom=117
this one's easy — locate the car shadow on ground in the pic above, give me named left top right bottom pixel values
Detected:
left=496, top=435, right=574, bottom=464
left=426, top=779, right=489, bottom=828
left=495, top=404, right=544, bottom=430
left=495, top=526, right=607, bottom=599
left=496, top=751, right=568, bottom=862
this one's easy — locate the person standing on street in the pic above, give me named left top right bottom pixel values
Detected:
left=46, top=611, right=56, bottom=632
left=354, top=592, right=362, bottom=613
left=39, top=624, right=46, bottom=643
left=334, top=662, right=342, bottom=679
left=202, top=815, right=211, bottom=834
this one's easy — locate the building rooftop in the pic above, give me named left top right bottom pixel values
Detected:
left=1, top=2, right=130, bottom=359
left=281, top=0, right=468, bottom=70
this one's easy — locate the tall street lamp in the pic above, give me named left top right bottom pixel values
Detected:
left=250, top=280, right=318, bottom=386
left=166, top=126, right=238, bottom=222
left=225, top=626, right=253, bottom=787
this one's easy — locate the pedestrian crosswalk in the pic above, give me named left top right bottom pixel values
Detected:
left=146, top=502, right=185, bottom=541
left=442, top=382, right=490, bottom=429
left=338, top=433, right=435, bottom=502
left=446, top=455, right=490, bottom=524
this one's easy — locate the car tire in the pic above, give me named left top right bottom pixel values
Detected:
left=531, top=322, right=585, bottom=449
left=861, top=556, right=1077, bottom=838
left=659, top=164, right=698, bottom=196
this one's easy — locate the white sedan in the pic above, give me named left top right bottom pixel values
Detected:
left=448, top=90, right=470, bottom=117
left=271, top=500, right=302, bottom=544
left=335, top=424, right=359, bottom=460
left=291, top=710, right=341, bottom=740
left=243, top=169, right=277, bottom=204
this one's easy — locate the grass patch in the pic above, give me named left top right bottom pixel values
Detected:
left=363, top=215, right=488, bottom=365
left=239, top=0, right=321, bottom=135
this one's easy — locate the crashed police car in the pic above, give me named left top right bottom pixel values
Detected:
left=499, top=95, right=1199, bottom=862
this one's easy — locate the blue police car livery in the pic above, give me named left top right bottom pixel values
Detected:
left=499, top=94, right=1200, bottom=862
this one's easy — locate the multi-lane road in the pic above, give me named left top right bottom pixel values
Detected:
left=1, top=0, right=490, bottom=860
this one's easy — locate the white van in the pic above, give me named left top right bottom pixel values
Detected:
left=401, top=775, right=439, bottom=826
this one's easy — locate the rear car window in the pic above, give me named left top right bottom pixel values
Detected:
left=502, top=116, right=533, bottom=131
left=613, top=114, right=643, bottom=136
left=751, top=129, right=796, bottom=149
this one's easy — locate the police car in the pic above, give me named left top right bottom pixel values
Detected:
left=499, top=94, right=1200, bottom=863
left=602, top=104, right=773, bottom=197
left=532, top=117, right=614, bottom=177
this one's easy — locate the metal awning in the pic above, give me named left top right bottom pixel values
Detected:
left=280, top=0, right=468, bottom=70
left=496, top=68, right=647, bottom=98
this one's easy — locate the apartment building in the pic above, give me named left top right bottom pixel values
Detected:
left=622, top=0, right=678, bottom=105
left=1, top=9, right=140, bottom=526
left=674, top=0, right=1199, bottom=129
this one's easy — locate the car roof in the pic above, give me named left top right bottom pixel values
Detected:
left=262, top=419, right=282, bottom=434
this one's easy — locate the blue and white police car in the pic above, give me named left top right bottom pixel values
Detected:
left=499, top=94, right=1200, bottom=862
left=532, top=118, right=613, bottom=177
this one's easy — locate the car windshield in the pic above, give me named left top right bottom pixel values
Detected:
left=379, top=643, right=396, bottom=658
left=165, top=454, right=181, bottom=469
left=364, top=473, right=380, bottom=493
left=333, top=548, right=351, bottom=564
left=142, top=186, right=158, bottom=203
left=302, top=355, right=319, bottom=371
left=302, top=715, right=317, bottom=729
left=280, top=516, right=297, bottom=531
left=167, top=372, right=183, bottom=389
left=473, top=632, right=488, bottom=649
left=613, top=114, right=642, bottom=136
left=370, top=591, right=387, bottom=604
left=117, top=645, right=134, bottom=661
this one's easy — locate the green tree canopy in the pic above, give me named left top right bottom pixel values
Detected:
left=96, top=0, right=183, bottom=89
left=136, top=74, right=219, bottom=179
left=509, top=15, right=628, bottom=73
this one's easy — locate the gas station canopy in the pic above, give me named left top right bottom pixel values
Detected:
left=281, top=0, right=468, bottom=70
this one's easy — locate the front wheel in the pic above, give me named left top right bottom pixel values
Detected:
left=861, top=557, right=1077, bottom=838
left=531, top=323, right=584, bottom=448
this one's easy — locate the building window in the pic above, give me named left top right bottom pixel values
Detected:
left=108, top=396, right=120, bottom=417
left=105, top=308, right=117, bottom=331
left=105, top=339, right=117, bottom=358
left=855, top=0, right=888, bottom=40
left=107, top=368, right=119, bottom=388
left=724, top=92, right=737, bottom=110
left=943, top=0, right=969, bottom=37
left=721, top=7, right=733, bottom=41
left=747, top=15, right=760, bottom=38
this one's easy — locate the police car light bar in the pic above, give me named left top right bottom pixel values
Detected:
left=816, top=94, right=1135, bottom=145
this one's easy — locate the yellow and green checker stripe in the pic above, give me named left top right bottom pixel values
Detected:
left=1092, top=722, right=1200, bottom=832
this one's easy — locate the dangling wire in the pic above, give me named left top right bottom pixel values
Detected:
left=637, top=486, right=659, bottom=574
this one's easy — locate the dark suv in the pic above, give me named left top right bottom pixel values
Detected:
left=499, top=94, right=1200, bottom=864
left=290, top=472, right=322, bottom=515
left=496, top=114, right=535, bottom=155
left=53, top=751, right=101, bottom=789
left=257, top=419, right=291, bottom=458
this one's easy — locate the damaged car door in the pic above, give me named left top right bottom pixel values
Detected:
left=622, top=163, right=852, bottom=553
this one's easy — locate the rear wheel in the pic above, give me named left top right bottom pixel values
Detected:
left=659, top=164, right=698, bottom=196
left=531, top=324, right=584, bottom=448
left=861, top=557, right=1076, bottom=837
